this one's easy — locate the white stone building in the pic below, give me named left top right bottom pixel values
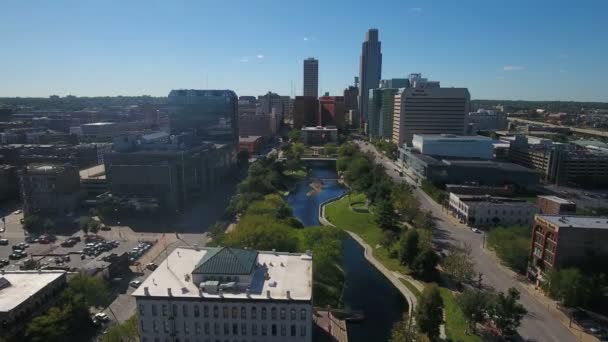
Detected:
left=132, top=247, right=313, bottom=342
left=448, top=193, right=539, bottom=227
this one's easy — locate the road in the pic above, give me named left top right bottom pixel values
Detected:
left=356, top=141, right=578, bottom=342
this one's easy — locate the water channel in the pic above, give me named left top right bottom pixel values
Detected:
left=286, top=160, right=406, bottom=342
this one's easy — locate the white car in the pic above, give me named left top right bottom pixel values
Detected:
left=12, top=210, right=22, bottom=215
left=94, top=313, right=110, bottom=322
left=471, top=227, right=480, bottom=233
left=130, top=280, right=142, bottom=288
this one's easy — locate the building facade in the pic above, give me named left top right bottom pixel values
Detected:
left=303, top=58, right=318, bottom=98
left=319, top=96, right=346, bottom=130
left=465, top=109, right=507, bottom=134
left=293, top=97, right=319, bottom=129
left=411, top=134, right=493, bottom=160
left=448, top=193, right=538, bottom=227
left=239, top=113, right=276, bottom=138
left=239, top=136, right=264, bottom=155
left=358, top=29, right=382, bottom=127
left=19, top=163, right=82, bottom=216
left=392, top=82, right=470, bottom=146
left=133, top=247, right=313, bottom=342
left=367, top=88, right=398, bottom=139
left=300, top=126, right=338, bottom=146
left=168, top=89, right=239, bottom=144
left=529, top=215, right=608, bottom=281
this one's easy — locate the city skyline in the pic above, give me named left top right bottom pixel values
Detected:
left=1, top=0, right=608, bottom=102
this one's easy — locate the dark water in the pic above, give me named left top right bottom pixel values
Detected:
left=286, top=160, right=407, bottom=342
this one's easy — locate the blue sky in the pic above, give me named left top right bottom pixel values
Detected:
left=1, top=0, right=607, bottom=101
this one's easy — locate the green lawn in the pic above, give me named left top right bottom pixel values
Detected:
left=325, top=193, right=409, bottom=275
left=283, top=168, right=308, bottom=179
left=440, top=288, right=482, bottom=342
left=400, top=278, right=422, bottom=298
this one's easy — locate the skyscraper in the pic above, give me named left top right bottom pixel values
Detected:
left=303, top=58, right=319, bottom=97
left=358, top=29, right=382, bottom=128
left=319, top=96, right=346, bottom=130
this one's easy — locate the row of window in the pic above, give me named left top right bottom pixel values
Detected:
left=141, top=304, right=307, bottom=321
left=141, top=320, right=307, bottom=338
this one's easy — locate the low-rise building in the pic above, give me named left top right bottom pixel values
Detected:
left=79, top=164, right=107, bottom=197
left=448, top=193, right=538, bottom=227
left=0, top=165, right=19, bottom=201
left=411, top=134, right=493, bottom=160
left=537, top=196, right=576, bottom=215
left=132, top=247, right=313, bottom=342
left=300, top=126, right=338, bottom=146
left=0, top=271, right=67, bottom=338
left=529, top=215, right=608, bottom=281
left=19, top=163, right=83, bottom=216
left=239, top=136, right=264, bottom=155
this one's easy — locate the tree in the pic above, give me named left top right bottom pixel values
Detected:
left=413, top=210, right=434, bottom=230
left=490, top=287, right=527, bottom=336
left=398, top=229, right=420, bottom=266
left=442, top=242, right=475, bottom=285
left=79, top=217, right=91, bottom=235
left=416, top=284, right=444, bottom=340
left=487, top=226, right=530, bottom=274
left=389, top=313, right=419, bottom=342
left=411, top=248, right=439, bottom=280
left=543, top=268, right=590, bottom=307
left=43, top=218, right=55, bottom=232
left=89, top=220, right=101, bottom=235
left=375, top=199, right=398, bottom=231
left=391, top=184, right=420, bottom=222
left=323, top=143, right=337, bottom=156
left=292, top=143, right=305, bottom=158
left=457, top=289, right=493, bottom=334
left=63, top=273, right=110, bottom=308
left=381, top=230, right=398, bottom=248
left=224, top=215, right=299, bottom=252
left=26, top=306, right=70, bottom=342
left=22, top=215, right=40, bottom=231
left=287, top=129, right=301, bottom=142
left=102, top=314, right=139, bottom=342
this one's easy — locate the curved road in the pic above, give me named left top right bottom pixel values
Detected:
left=356, top=141, right=578, bottom=342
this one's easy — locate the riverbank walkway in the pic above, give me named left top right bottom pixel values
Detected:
left=313, top=310, right=349, bottom=342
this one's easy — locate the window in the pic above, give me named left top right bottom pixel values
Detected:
left=214, top=323, right=219, bottom=335
left=261, top=307, right=267, bottom=319
left=152, top=305, right=158, bottom=316
left=231, top=307, right=237, bottom=319
left=163, top=321, right=169, bottom=333
left=223, top=306, right=229, bottom=319
left=240, top=307, right=246, bottom=319
left=162, top=304, right=168, bottom=316
left=241, top=323, right=246, bottom=335
left=271, top=324, right=277, bottom=336
left=232, top=323, right=238, bottom=335
left=261, top=324, right=267, bottom=336
left=204, top=322, right=210, bottom=334
left=153, top=320, right=158, bottom=332
left=280, top=324, right=286, bottom=336
left=173, top=304, right=178, bottom=317
left=184, top=322, right=190, bottom=334
left=290, top=309, right=296, bottom=320
left=280, top=308, right=286, bottom=320
left=271, top=307, right=277, bottom=320
left=291, top=324, right=296, bottom=336
left=204, top=305, right=209, bottom=318
left=213, top=306, right=219, bottom=318
left=223, top=323, right=229, bottom=335
left=183, top=305, right=189, bottom=317
left=194, top=305, right=200, bottom=317
left=252, top=324, right=257, bottom=336
left=300, top=325, right=306, bottom=336
left=251, top=307, right=257, bottom=319
left=139, top=304, right=145, bottom=316
left=300, top=309, right=307, bottom=320
left=195, top=322, right=201, bottom=334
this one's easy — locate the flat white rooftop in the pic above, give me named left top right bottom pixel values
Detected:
left=132, top=247, right=312, bottom=301
left=0, top=271, right=65, bottom=312
left=539, top=215, right=608, bottom=230
left=79, top=164, right=106, bottom=179
left=537, top=195, right=575, bottom=205
left=414, top=134, right=492, bottom=142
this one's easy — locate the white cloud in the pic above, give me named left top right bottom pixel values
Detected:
left=503, top=65, right=526, bottom=71
left=256, top=54, right=264, bottom=59
left=303, top=37, right=309, bottom=41
left=411, top=7, right=422, bottom=13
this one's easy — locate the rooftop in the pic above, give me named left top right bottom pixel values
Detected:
left=451, top=193, right=530, bottom=205
left=537, top=195, right=575, bottom=205
left=301, top=126, right=338, bottom=131
left=82, top=122, right=115, bottom=126
left=193, top=247, right=258, bottom=275
left=132, top=247, right=312, bottom=301
left=239, top=135, right=263, bottom=143
left=538, top=215, right=608, bottom=230
left=79, top=164, right=106, bottom=180
left=0, top=271, right=65, bottom=313
left=414, top=134, right=493, bottom=142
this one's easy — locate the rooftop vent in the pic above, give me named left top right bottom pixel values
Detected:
left=267, top=290, right=271, bottom=298
left=0, top=277, right=11, bottom=291
left=184, top=274, right=190, bottom=282
left=269, top=281, right=277, bottom=287
left=246, top=288, right=251, bottom=298
left=286, top=290, right=291, bottom=299
left=143, top=287, right=150, bottom=296
left=193, top=244, right=200, bottom=251
left=167, top=288, right=172, bottom=297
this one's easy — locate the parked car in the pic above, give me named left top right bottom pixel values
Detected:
left=0, top=259, right=9, bottom=267
left=101, top=225, right=111, bottom=231
left=129, top=280, right=141, bottom=288
left=146, top=263, right=158, bottom=270
left=60, top=241, right=75, bottom=247
left=25, top=236, right=38, bottom=243
left=69, top=236, right=82, bottom=242
left=94, top=312, right=110, bottom=322
left=12, top=210, right=22, bottom=215
left=471, top=227, right=480, bottom=233
left=0, top=239, right=8, bottom=245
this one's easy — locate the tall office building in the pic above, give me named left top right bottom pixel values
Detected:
left=258, top=92, right=290, bottom=130
left=293, top=96, right=319, bottom=129
left=319, top=96, right=346, bottom=130
left=392, top=77, right=470, bottom=146
left=303, top=58, right=318, bottom=97
left=168, top=89, right=239, bottom=144
left=358, top=29, right=382, bottom=127
left=368, top=88, right=399, bottom=139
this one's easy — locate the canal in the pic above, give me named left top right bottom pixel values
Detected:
left=286, top=160, right=407, bottom=342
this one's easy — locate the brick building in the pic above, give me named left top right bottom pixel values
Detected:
left=537, top=196, right=576, bottom=215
